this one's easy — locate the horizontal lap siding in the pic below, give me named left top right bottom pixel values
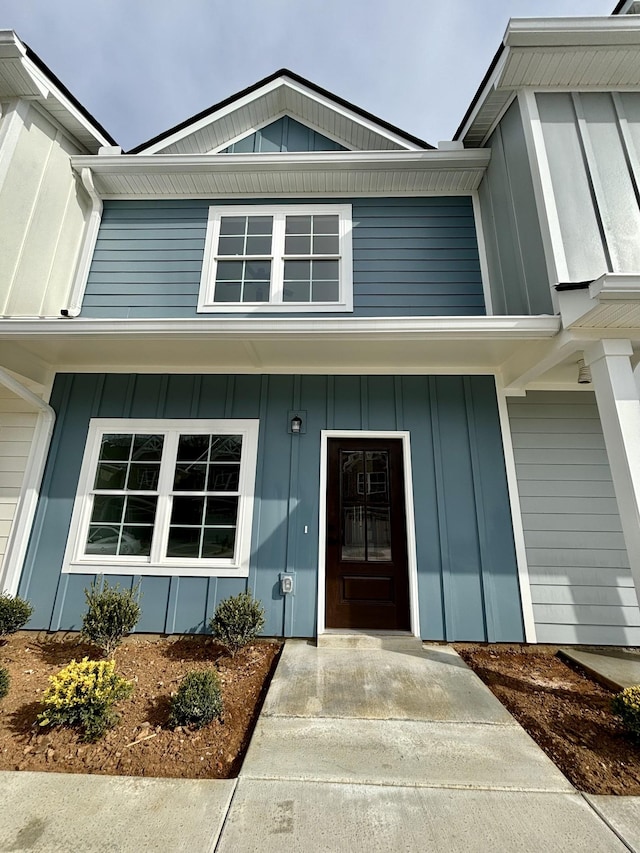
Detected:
left=508, top=391, right=640, bottom=645
left=81, top=198, right=485, bottom=318
left=20, top=374, right=520, bottom=641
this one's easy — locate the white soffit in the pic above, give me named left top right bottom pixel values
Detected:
left=71, top=150, right=491, bottom=197
left=0, top=31, right=112, bottom=152
left=566, top=274, right=640, bottom=330
left=460, top=17, right=640, bottom=146
left=137, top=76, right=424, bottom=155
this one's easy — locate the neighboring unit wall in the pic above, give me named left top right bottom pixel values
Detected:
left=478, top=100, right=552, bottom=315
left=0, top=386, right=38, bottom=569
left=81, top=197, right=485, bottom=318
left=537, top=92, right=640, bottom=282
left=0, top=101, right=90, bottom=317
left=508, top=390, right=640, bottom=645
left=20, top=373, right=521, bottom=641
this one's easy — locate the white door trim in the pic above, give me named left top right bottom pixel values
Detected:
left=317, top=429, right=420, bottom=638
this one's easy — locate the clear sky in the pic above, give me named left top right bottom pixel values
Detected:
left=1, top=0, right=615, bottom=150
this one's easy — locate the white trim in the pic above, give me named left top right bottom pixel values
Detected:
left=197, top=203, right=353, bottom=314
left=477, top=93, right=518, bottom=149
left=209, top=111, right=358, bottom=154
left=494, top=381, right=537, bottom=643
left=0, top=369, right=55, bottom=595
left=64, top=168, right=103, bottom=317
left=471, top=191, right=493, bottom=316
left=62, top=418, right=259, bottom=578
left=317, top=430, right=420, bottom=638
left=517, top=90, right=566, bottom=311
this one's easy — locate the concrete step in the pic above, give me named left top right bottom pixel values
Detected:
left=317, top=631, right=423, bottom=651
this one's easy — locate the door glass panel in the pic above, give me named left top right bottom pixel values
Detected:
left=339, top=449, right=392, bottom=562
left=365, top=452, right=389, bottom=502
left=366, top=507, right=392, bottom=561
left=342, top=506, right=366, bottom=562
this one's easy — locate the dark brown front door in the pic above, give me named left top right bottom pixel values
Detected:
left=325, top=438, right=410, bottom=630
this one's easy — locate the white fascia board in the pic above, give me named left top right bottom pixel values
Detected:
left=589, top=273, right=640, bottom=302
left=0, top=316, right=561, bottom=340
left=505, top=17, right=640, bottom=48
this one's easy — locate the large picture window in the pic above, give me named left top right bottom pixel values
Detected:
left=63, top=419, right=259, bottom=577
left=198, top=204, right=353, bottom=312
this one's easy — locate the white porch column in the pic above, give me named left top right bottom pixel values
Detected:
left=584, top=340, right=640, bottom=597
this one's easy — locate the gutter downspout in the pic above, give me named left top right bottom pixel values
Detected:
left=0, top=368, right=55, bottom=595
left=63, top=167, right=102, bottom=317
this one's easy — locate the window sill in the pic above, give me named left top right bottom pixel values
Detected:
left=196, top=302, right=353, bottom=314
left=62, top=561, right=249, bottom=578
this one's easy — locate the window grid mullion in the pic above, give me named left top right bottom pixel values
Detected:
left=151, top=430, right=178, bottom=564
left=271, top=213, right=286, bottom=303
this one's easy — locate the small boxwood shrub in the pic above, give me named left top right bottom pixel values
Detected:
left=0, top=592, right=33, bottom=638
left=38, top=657, right=133, bottom=741
left=612, top=684, right=640, bottom=741
left=169, top=669, right=223, bottom=729
left=81, top=579, right=141, bottom=657
left=0, top=665, right=9, bottom=700
left=209, top=592, right=265, bottom=656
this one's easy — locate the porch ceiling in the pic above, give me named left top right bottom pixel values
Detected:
left=0, top=316, right=560, bottom=381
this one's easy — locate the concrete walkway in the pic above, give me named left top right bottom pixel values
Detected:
left=0, top=639, right=638, bottom=852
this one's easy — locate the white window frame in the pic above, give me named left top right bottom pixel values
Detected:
left=62, top=418, right=259, bottom=578
left=197, top=203, right=353, bottom=313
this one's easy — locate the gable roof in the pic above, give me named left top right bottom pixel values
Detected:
left=0, top=30, right=116, bottom=152
left=129, top=69, right=433, bottom=155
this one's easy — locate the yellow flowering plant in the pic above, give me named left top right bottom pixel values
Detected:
left=38, top=657, right=133, bottom=741
left=612, top=684, right=640, bottom=742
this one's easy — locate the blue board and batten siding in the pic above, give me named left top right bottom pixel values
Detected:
left=221, top=116, right=346, bottom=153
left=81, top=198, right=485, bottom=319
left=20, top=373, right=522, bottom=642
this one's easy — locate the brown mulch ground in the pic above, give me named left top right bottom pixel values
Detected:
left=456, top=645, right=640, bottom=795
left=0, top=632, right=281, bottom=779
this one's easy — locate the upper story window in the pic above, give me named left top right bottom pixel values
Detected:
left=198, top=204, right=353, bottom=312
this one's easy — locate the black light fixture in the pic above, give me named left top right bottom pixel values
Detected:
left=290, top=414, right=303, bottom=434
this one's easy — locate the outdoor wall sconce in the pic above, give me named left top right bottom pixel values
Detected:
left=288, top=411, right=307, bottom=434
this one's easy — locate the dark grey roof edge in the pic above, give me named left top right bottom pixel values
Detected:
left=128, top=68, right=434, bottom=154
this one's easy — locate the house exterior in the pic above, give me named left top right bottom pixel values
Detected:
left=2, top=4, right=640, bottom=645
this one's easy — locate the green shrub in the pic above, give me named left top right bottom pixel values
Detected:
left=0, top=592, right=33, bottom=638
left=38, top=657, right=133, bottom=741
left=0, top=666, right=9, bottom=700
left=81, top=579, right=141, bottom=657
left=209, top=592, right=265, bottom=655
left=612, top=684, right=640, bottom=741
left=169, top=669, right=223, bottom=729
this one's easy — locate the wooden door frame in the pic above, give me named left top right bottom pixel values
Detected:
left=317, top=430, right=420, bottom=638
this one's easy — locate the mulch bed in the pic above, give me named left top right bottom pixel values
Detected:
left=456, top=645, right=640, bottom=795
left=0, top=632, right=281, bottom=779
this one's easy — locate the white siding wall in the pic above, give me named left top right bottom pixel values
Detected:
left=508, top=390, right=640, bottom=645
left=0, top=101, right=90, bottom=317
left=0, top=385, right=37, bottom=572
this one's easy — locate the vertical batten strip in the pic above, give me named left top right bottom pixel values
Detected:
left=429, top=377, right=451, bottom=641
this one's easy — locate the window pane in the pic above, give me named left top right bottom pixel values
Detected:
left=245, top=235, right=272, bottom=255
left=121, top=526, right=152, bottom=557
left=220, top=216, right=246, bottom=236
left=177, top=434, right=210, bottom=462
left=216, top=260, right=243, bottom=281
left=218, top=236, right=244, bottom=256
left=210, top=436, right=242, bottom=462
left=366, top=452, right=390, bottom=502
left=243, top=281, right=270, bottom=302
left=342, top=506, right=365, bottom=561
left=214, top=282, right=242, bottom=302
left=311, top=281, right=339, bottom=302
left=285, top=215, right=311, bottom=234
left=207, top=464, right=240, bottom=491
left=127, top=463, right=160, bottom=491
left=284, top=234, right=311, bottom=255
left=205, top=496, right=238, bottom=525
left=95, top=462, right=127, bottom=490
left=173, top=463, right=207, bottom=491
left=86, top=525, right=120, bottom=555
left=91, top=495, right=124, bottom=523
left=366, top=507, right=391, bottom=561
left=171, top=496, right=205, bottom=525
left=202, top=528, right=235, bottom=559
left=167, top=527, right=201, bottom=558
left=245, top=260, right=271, bottom=280
left=284, top=260, right=310, bottom=280
left=314, top=215, right=339, bottom=234
left=100, top=435, right=132, bottom=461
left=313, top=235, right=339, bottom=254
left=247, top=216, right=273, bottom=235
left=283, top=281, right=310, bottom=302
left=124, top=496, right=157, bottom=525
left=313, top=260, right=340, bottom=280
left=132, top=435, right=164, bottom=462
